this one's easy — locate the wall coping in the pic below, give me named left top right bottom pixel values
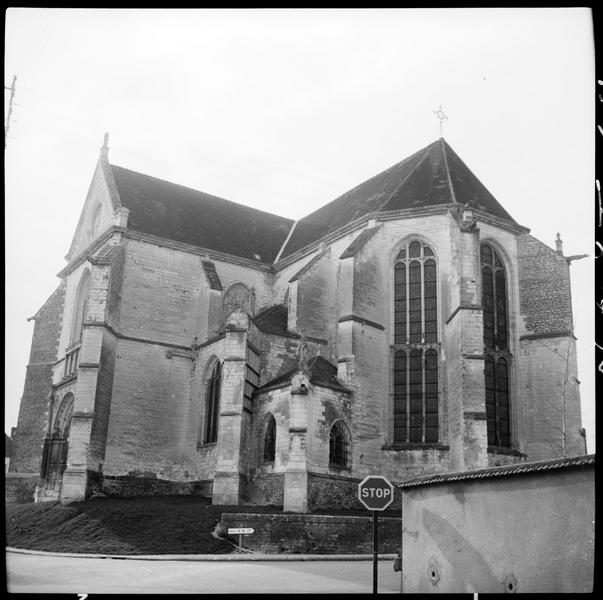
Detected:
left=222, top=513, right=401, bottom=523
left=398, top=454, right=594, bottom=490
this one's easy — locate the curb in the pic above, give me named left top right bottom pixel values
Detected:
left=6, top=547, right=397, bottom=562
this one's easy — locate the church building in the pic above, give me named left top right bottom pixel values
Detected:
left=8, top=135, right=585, bottom=510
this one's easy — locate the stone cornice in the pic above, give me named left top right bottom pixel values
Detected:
left=57, top=227, right=125, bottom=278
left=445, top=303, right=482, bottom=325
left=519, top=331, right=576, bottom=341
left=123, top=229, right=273, bottom=272
left=338, top=315, right=385, bottom=331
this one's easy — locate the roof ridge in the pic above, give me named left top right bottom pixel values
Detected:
left=110, top=163, right=294, bottom=222
left=375, top=141, right=437, bottom=213
left=273, top=219, right=298, bottom=265
left=332, top=138, right=441, bottom=206
left=440, top=138, right=459, bottom=205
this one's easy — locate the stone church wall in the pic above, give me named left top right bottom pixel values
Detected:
left=515, top=233, right=583, bottom=460
left=89, top=333, right=117, bottom=470
left=518, top=336, right=583, bottom=460
left=103, top=338, right=192, bottom=479
left=9, top=283, right=66, bottom=475
left=118, top=240, right=201, bottom=346
left=517, top=233, right=574, bottom=336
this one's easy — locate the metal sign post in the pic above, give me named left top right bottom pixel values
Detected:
left=373, top=511, right=378, bottom=593
left=227, top=527, right=255, bottom=551
left=358, top=475, right=394, bottom=594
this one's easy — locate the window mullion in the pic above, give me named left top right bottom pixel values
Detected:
left=421, top=349, right=426, bottom=443
left=420, top=257, right=425, bottom=344
left=406, top=351, right=410, bottom=442
left=405, top=259, right=410, bottom=344
left=492, top=264, right=499, bottom=350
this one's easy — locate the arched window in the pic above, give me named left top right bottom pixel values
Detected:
left=53, top=393, right=74, bottom=438
left=329, top=420, right=350, bottom=469
left=263, top=414, right=276, bottom=463
left=203, top=361, right=221, bottom=445
left=481, top=244, right=511, bottom=447
left=481, top=244, right=508, bottom=351
left=65, top=270, right=90, bottom=377
left=393, top=240, right=439, bottom=443
left=70, top=270, right=91, bottom=345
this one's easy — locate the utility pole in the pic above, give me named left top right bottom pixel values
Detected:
left=5, top=75, right=17, bottom=148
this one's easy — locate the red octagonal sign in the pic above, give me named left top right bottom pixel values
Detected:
left=358, top=475, right=394, bottom=511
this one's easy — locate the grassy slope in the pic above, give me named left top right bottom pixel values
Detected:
left=6, top=496, right=400, bottom=555
left=6, top=497, right=271, bottom=554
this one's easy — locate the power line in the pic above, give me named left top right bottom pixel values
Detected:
left=5, top=75, right=17, bottom=148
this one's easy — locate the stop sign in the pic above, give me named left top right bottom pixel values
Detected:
left=358, top=475, right=394, bottom=511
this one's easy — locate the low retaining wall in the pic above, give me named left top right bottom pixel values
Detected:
left=88, top=473, right=213, bottom=499
left=5, top=474, right=38, bottom=503
left=220, top=513, right=401, bottom=554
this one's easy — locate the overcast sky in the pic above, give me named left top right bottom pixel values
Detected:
left=4, top=8, right=595, bottom=451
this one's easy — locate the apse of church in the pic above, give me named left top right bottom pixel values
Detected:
left=7, top=136, right=585, bottom=510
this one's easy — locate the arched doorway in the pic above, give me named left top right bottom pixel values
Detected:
left=40, top=393, right=74, bottom=489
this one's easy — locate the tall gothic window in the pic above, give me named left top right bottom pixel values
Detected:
left=65, top=270, right=90, bottom=377
left=263, top=414, right=276, bottom=464
left=329, top=420, right=350, bottom=469
left=393, top=240, right=439, bottom=443
left=481, top=244, right=511, bottom=448
left=71, top=270, right=91, bottom=345
left=203, top=361, right=221, bottom=445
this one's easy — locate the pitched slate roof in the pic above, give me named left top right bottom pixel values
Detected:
left=278, top=139, right=518, bottom=259
left=107, top=139, right=516, bottom=265
left=110, top=165, right=294, bottom=263
left=256, top=355, right=350, bottom=394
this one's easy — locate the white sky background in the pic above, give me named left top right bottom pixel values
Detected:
left=5, top=8, right=595, bottom=452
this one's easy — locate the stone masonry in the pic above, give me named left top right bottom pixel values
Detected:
left=8, top=136, right=585, bottom=510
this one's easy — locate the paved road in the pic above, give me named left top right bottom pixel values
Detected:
left=6, top=552, right=401, bottom=594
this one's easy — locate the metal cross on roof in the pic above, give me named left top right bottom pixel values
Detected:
left=433, top=105, right=448, bottom=138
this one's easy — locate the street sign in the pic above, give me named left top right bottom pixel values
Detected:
left=227, top=528, right=254, bottom=535
left=358, top=475, right=395, bottom=594
left=358, top=475, right=394, bottom=511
